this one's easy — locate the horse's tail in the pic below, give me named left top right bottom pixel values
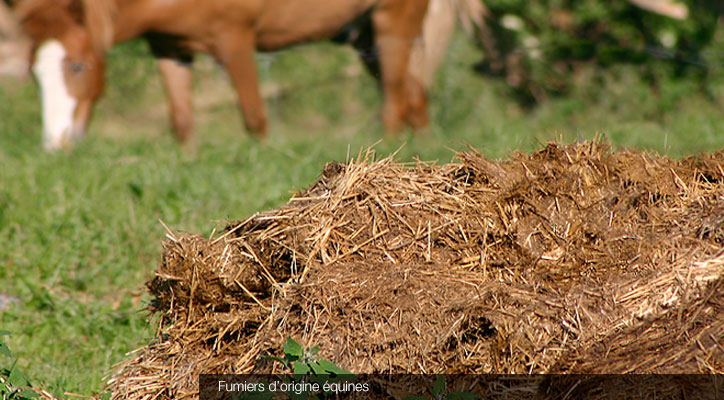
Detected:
left=454, top=0, right=487, bottom=38
left=81, top=0, right=116, bottom=55
left=408, top=0, right=488, bottom=89
left=628, top=0, right=688, bottom=19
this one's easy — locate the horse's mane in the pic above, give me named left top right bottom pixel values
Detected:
left=12, top=0, right=47, bottom=22
left=80, top=0, right=116, bottom=55
left=13, top=0, right=115, bottom=55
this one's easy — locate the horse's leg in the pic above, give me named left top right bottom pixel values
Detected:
left=157, top=59, right=194, bottom=144
left=372, top=0, right=429, bottom=132
left=404, top=70, right=428, bottom=129
left=146, top=34, right=195, bottom=144
left=405, top=0, right=457, bottom=128
left=214, top=29, right=267, bottom=137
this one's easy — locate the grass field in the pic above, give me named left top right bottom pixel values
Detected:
left=2, top=31, right=724, bottom=397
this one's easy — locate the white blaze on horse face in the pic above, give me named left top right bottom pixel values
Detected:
left=32, top=40, right=78, bottom=151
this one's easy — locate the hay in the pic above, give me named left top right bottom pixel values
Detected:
left=109, top=142, right=724, bottom=400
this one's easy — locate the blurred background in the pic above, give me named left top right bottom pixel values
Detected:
left=1, top=0, right=724, bottom=397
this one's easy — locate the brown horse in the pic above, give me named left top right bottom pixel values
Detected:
left=10, top=0, right=429, bottom=150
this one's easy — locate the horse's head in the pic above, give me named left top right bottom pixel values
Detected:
left=13, top=0, right=108, bottom=150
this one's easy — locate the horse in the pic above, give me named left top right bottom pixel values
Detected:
left=8, top=0, right=430, bottom=150
left=3, top=0, right=687, bottom=150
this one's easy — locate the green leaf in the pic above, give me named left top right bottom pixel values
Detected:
left=8, top=369, right=30, bottom=387
left=309, top=374, right=328, bottom=386
left=235, top=390, right=274, bottom=400
left=308, top=345, right=319, bottom=355
left=315, top=358, right=352, bottom=376
left=19, top=389, right=40, bottom=399
left=431, top=375, right=446, bottom=397
left=308, top=361, right=325, bottom=375
left=261, top=355, right=289, bottom=369
left=292, top=361, right=310, bottom=375
left=284, top=338, right=303, bottom=358
left=101, top=392, right=112, bottom=400
left=448, top=392, right=479, bottom=400
left=0, top=331, right=11, bottom=337
left=0, top=342, right=11, bottom=357
left=286, top=386, right=310, bottom=400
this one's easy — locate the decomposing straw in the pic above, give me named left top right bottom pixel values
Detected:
left=109, top=142, right=724, bottom=400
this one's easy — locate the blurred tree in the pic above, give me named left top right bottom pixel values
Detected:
left=473, top=0, right=723, bottom=104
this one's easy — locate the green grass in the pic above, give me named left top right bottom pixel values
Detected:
left=1, top=31, right=724, bottom=397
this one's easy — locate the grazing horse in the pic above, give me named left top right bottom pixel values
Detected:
left=10, top=0, right=429, bottom=150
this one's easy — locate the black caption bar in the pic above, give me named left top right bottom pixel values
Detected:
left=199, top=374, right=724, bottom=400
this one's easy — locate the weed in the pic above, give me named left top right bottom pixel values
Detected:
left=403, top=375, right=477, bottom=400
left=0, top=331, right=39, bottom=400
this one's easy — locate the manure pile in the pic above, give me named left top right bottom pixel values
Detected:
left=110, top=142, right=724, bottom=400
